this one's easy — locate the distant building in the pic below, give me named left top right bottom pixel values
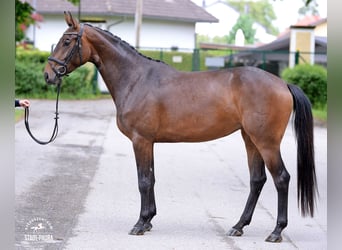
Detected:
left=200, top=16, right=327, bottom=76
left=24, top=0, right=218, bottom=52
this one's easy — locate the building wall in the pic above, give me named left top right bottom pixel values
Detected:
left=315, top=22, right=327, bottom=37
left=289, top=27, right=315, bottom=67
left=195, top=2, right=239, bottom=38
left=26, top=16, right=196, bottom=52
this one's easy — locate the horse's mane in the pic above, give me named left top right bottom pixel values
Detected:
left=84, top=23, right=165, bottom=64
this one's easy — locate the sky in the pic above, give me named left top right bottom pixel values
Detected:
left=190, top=0, right=327, bottom=35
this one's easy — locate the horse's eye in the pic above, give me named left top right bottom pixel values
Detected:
left=63, top=39, right=71, bottom=46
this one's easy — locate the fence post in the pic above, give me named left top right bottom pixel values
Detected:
left=92, top=67, right=98, bottom=94
left=295, top=50, right=300, bottom=65
left=159, top=48, right=164, bottom=61
left=228, top=49, right=233, bottom=68
left=262, top=51, right=266, bottom=70
left=192, top=48, right=200, bottom=71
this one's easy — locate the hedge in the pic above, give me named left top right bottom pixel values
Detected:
left=281, top=64, right=327, bottom=108
left=15, top=48, right=98, bottom=99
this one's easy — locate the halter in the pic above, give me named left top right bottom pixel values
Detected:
left=48, top=24, right=84, bottom=78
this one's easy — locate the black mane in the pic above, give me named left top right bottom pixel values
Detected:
left=84, top=23, right=164, bottom=64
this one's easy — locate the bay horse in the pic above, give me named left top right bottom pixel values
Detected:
left=44, top=11, right=317, bottom=243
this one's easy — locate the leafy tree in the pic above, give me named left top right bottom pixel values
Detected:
left=298, top=0, right=319, bottom=16
left=227, top=14, right=256, bottom=45
left=227, top=0, right=278, bottom=35
left=15, top=0, right=34, bottom=42
left=16, top=0, right=79, bottom=43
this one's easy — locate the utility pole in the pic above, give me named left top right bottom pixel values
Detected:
left=78, top=0, right=81, bottom=21
left=134, top=0, right=143, bottom=48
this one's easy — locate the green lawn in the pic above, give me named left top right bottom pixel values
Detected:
left=313, top=106, right=327, bottom=126
left=15, top=109, right=25, bottom=123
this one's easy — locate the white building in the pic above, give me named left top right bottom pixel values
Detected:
left=24, top=0, right=218, bottom=52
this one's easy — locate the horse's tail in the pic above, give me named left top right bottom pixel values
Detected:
left=287, top=84, right=318, bottom=217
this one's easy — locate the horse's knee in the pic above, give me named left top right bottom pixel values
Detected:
left=250, top=176, right=267, bottom=194
left=138, top=176, right=153, bottom=192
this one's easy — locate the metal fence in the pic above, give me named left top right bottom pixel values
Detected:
left=139, top=47, right=327, bottom=76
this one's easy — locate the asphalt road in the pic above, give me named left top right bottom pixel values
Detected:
left=15, top=99, right=327, bottom=250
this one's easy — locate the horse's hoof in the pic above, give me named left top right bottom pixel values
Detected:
left=227, top=227, right=243, bottom=237
left=265, top=233, right=282, bottom=243
left=129, top=222, right=153, bottom=235
left=129, top=226, right=145, bottom=235
left=143, top=222, right=153, bottom=231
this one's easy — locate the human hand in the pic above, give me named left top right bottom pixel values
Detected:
left=19, top=99, right=30, bottom=108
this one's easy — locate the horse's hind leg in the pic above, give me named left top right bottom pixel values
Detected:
left=228, top=129, right=266, bottom=237
left=261, top=148, right=290, bottom=242
left=129, top=137, right=157, bottom=235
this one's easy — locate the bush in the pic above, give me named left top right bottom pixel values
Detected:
left=15, top=60, right=54, bottom=97
left=15, top=49, right=99, bottom=99
left=61, top=63, right=97, bottom=97
left=281, top=64, right=327, bottom=108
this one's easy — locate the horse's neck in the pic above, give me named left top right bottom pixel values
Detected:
left=88, top=33, right=141, bottom=97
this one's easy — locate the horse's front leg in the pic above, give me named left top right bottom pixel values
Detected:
left=129, top=137, right=156, bottom=235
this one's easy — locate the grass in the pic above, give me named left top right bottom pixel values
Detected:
left=312, top=105, right=327, bottom=126
left=15, top=109, right=25, bottom=123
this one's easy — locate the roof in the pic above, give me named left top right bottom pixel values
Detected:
left=277, top=16, right=327, bottom=38
left=25, top=0, right=218, bottom=23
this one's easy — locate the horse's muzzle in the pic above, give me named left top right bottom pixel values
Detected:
left=44, top=71, right=61, bottom=85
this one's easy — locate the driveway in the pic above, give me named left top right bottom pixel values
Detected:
left=15, top=99, right=327, bottom=250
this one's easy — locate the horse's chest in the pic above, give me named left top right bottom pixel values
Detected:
left=116, top=109, right=157, bottom=140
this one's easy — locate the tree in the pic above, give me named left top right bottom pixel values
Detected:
left=227, top=0, right=278, bottom=35
left=15, top=0, right=34, bottom=42
left=16, top=0, right=79, bottom=43
left=227, top=14, right=256, bottom=45
left=298, top=0, right=319, bottom=16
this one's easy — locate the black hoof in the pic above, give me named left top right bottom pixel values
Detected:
left=129, top=226, right=145, bottom=235
left=129, top=222, right=152, bottom=235
left=227, top=227, right=243, bottom=237
left=265, top=233, right=282, bottom=243
left=143, top=222, right=153, bottom=231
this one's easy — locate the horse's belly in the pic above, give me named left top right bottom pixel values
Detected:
left=156, top=116, right=241, bottom=142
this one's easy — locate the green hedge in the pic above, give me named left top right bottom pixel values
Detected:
left=281, top=64, right=327, bottom=108
left=15, top=48, right=98, bottom=99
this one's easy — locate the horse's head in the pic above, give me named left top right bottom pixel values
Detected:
left=44, top=11, right=90, bottom=85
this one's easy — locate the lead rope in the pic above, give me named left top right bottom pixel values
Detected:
left=24, top=83, right=61, bottom=145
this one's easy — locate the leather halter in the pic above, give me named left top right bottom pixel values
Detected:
left=48, top=24, right=84, bottom=78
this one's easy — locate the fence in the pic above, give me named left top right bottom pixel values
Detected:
left=138, top=47, right=327, bottom=77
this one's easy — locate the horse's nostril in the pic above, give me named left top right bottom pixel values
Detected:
left=44, top=72, right=49, bottom=82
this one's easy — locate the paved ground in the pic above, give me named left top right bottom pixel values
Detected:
left=15, top=99, right=327, bottom=250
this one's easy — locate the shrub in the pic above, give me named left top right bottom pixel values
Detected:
left=15, top=49, right=99, bottom=98
left=15, top=60, right=54, bottom=97
left=281, top=64, right=327, bottom=108
left=61, top=63, right=97, bottom=97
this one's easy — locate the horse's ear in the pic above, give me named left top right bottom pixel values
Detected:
left=64, top=11, right=79, bottom=29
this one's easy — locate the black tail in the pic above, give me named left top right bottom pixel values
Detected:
left=287, top=84, right=318, bottom=217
